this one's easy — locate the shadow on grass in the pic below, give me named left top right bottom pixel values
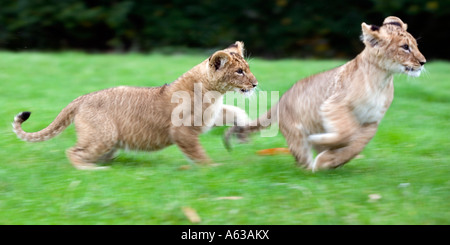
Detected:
left=102, top=153, right=161, bottom=169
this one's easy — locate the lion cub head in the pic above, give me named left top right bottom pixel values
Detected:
left=207, top=41, right=258, bottom=96
left=361, top=16, right=426, bottom=77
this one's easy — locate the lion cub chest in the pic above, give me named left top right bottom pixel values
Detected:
left=352, top=83, right=393, bottom=124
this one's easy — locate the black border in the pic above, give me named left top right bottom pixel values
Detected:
left=0, top=225, right=446, bottom=243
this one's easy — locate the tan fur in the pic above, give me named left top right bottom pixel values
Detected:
left=13, top=41, right=258, bottom=170
left=226, top=16, right=426, bottom=171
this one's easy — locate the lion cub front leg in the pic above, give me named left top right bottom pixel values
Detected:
left=171, top=126, right=213, bottom=165
left=215, top=105, right=250, bottom=127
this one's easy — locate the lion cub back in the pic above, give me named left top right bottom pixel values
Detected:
left=77, top=86, right=173, bottom=151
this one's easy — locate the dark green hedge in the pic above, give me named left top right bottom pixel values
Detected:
left=0, top=0, right=448, bottom=59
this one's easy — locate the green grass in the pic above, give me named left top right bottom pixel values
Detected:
left=0, top=51, right=448, bottom=224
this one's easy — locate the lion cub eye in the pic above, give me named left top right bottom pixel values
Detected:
left=401, top=44, right=409, bottom=51
left=236, top=68, right=244, bottom=74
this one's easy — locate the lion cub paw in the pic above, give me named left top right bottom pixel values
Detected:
left=310, top=151, right=335, bottom=172
left=199, top=162, right=222, bottom=167
left=73, top=163, right=110, bottom=171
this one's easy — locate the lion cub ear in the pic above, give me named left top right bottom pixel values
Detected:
left=383, top=16, right=408, bottom=31
left=209, top=51, right=232, bottom=71
left=226, top=41, right=245, bottom=57
left=361, top=22, right=381, bottom=47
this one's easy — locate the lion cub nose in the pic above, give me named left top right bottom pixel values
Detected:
left=419, top=61, right=426, bottom=66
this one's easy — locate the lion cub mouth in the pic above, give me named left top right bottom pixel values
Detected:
left=404, top=65, right=423, bottom=77
left=235, top=87, right=256, bottom=97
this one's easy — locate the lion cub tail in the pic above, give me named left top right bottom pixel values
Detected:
left=224, top=103, right=279, bottom=151
left=13, top=99, right=80, bottom=142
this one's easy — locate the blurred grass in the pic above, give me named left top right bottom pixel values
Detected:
left=0, top=51, right=448, bottom=224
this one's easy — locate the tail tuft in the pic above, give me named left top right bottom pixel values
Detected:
left=12, top=99, right=79, bottom=142
left=16, top=111, right=31, bottom=123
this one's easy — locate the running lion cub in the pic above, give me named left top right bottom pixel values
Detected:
left=13, top=41, right=258, bottom=170
left=225, top=17, right=426, bottom=171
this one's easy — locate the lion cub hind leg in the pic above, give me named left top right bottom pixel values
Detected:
left=97, top=148, right=118, bottom=163
left=66, top=147, right=110, bottom=170
left=67, top=115, right=117, bottom=170
left=312, top=123, right=378, bottom=171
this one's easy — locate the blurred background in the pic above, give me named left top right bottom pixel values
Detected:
left=0, top=0, right=449, bottom=226
left=0, top=0, right=448, bottom=59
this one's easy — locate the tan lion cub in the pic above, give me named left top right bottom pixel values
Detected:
left=13, top=41, right=258, bottom=170
left=226, top=17, right=426, bottom=171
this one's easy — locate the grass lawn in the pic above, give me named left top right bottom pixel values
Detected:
left=0, top=51, right=448, bottom=224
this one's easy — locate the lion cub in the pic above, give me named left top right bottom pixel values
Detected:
left=13, top=42, right=258, bottom=170
left=226, top=17, right=426, bottom=171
